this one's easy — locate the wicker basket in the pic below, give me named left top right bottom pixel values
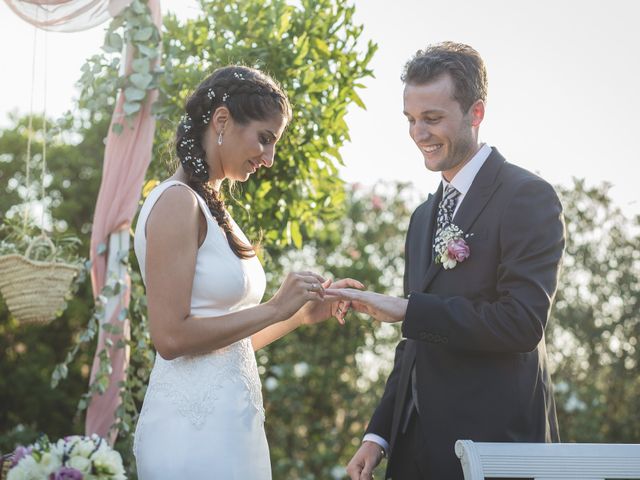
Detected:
left=0, top=236, right=81, bottom=325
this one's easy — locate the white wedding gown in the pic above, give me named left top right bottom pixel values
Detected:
left=133, top=180, right=271, bottom=479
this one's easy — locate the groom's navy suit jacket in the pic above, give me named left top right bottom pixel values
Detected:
left=366, top=148, right=564, bottom=479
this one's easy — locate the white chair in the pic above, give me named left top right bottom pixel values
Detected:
left=455, top=440, right=640, bottom=480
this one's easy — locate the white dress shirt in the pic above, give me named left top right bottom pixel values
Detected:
left=442, top=143, right=491, bottom=217
left=362, top=143, right=492, bottom=454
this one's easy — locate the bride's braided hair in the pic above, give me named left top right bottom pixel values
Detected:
left=176, top=66, right=291, bottom=259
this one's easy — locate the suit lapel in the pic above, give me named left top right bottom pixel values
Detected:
left=409, top=186, right=441, bottom=291
left=453, top=150, right=504, bottom=234
left=423, top=190, right=440, bottom=266
left=420, top=256, right=442, bottom=292
left=420, top=149, right=505, bottom=292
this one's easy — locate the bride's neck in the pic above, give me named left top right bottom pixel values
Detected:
left=170, top=168, right=222, bottom=192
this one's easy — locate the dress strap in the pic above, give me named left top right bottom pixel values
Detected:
left=154, top=180, right=213, bottom=221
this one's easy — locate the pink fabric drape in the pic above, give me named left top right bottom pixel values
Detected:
left=85, top=0, right=161, bottom=443
left=3, top=0, right=132, bottom=32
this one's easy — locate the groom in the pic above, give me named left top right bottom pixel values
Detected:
left=337, top=42, right=565, bottom=479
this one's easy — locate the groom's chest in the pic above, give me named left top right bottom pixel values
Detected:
left=405, top=196, right=502, bottom=295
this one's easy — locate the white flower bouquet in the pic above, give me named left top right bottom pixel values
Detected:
left=7, top=434, right=125, bottom=480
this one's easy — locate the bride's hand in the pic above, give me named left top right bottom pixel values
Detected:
left=267, top=271, right=327, bottom=321
left=300, top=278, right=364, bottom=326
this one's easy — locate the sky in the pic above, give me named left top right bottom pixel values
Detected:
left=1, top=0, right=639, bottom=214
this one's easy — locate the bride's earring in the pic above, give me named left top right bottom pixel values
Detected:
left=217, top=131, right=223, bottom=146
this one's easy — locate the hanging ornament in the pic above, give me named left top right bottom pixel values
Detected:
left=0, top=22, right=83, bottom=324
left=0, top=236, right=82, bottom=324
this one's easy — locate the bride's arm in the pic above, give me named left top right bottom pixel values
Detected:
left=250, top=311, right=305, bottom=351
left=145, top=187, right=322, bottom=360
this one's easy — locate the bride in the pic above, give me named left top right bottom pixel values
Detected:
left=132, top=65, right=360, bottom=479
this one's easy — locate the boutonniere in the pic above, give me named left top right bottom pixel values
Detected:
left=434, top=224, right=472, bottom=270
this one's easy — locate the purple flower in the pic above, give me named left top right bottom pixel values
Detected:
left=447, top=238, right=470, bottom=262
left=50, top=467, right=84, bottom=480
left=11, top=445, right=33, bottom=466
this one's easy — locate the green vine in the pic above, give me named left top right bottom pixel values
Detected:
left=51, top=244, right=153, bottom=452
left=0, top=215, right=84, bottom=264
left=77, top=0, right=161, bottom=133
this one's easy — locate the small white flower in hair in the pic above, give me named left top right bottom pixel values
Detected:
left=222, top=92, right=229, bottom=103
left=233, top=72, right=245, bottom=80
left=207, top=88, right=216, bottom=100
left=181, top=114, right=193, bottom=131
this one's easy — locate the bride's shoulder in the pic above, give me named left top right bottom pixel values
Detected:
left=146, top=183, right=201, bottom=234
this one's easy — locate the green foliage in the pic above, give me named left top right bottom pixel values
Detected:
left=0, top=112, right=107, bottom=238
left=549, top=180, right=640, bottom=442
left=0, top=216, right=83, bottom=265
left=69, top=0, right=376, bottom=476
left=0, top=112, right=86, bottom=268
left=5, top=1, right=638, bottom=478
left=0, top=113, right=104, bottom=454
left=2, top=98, right=640, bottom=479
left=77, top=0, right=161, bottom=132
left=263, top=182, right=414, bottom=478
left=139, top=0, right=375, bottom=254
left=123, top=5, right=380, bottom=472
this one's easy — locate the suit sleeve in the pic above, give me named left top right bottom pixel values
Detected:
left=402, top=179, right=565, bottom=353
left=365, top=339, right=406, bottom=440
left=403, top=209, right=417, bottom=299
left=365, top=209, right=416, bottom=439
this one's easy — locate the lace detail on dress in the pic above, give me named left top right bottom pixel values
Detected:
left=136, top=338, right=264, bottom=432
left=235, top=337, right=265, bottom=421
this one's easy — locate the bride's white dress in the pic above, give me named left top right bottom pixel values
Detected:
left=133, top=180, right=271, bottom=479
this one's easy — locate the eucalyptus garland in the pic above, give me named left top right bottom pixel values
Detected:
left=52, top=1, right=160, bottom=459
left=77, top=0, right=161, bottom=133
left=51, top=249, right=154, bottom=469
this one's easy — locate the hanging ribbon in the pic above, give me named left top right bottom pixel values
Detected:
left=84, top=0, right=161, bottom=444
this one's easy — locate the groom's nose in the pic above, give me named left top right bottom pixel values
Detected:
left=412, top=122, right=432, bottom=143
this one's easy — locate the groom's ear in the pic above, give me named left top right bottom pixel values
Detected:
left=469, top=100, right=485, bottom=127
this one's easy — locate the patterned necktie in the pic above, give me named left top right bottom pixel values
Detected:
left=433, top=184, right=461, bottom=258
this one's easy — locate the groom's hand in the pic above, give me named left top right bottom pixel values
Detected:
left=346, top=441, right=384, bottom=480
left=326, top=289, right=408, bottom=323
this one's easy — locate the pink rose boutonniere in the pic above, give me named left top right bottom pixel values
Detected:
left=434, top=224, right=473, bottom=270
